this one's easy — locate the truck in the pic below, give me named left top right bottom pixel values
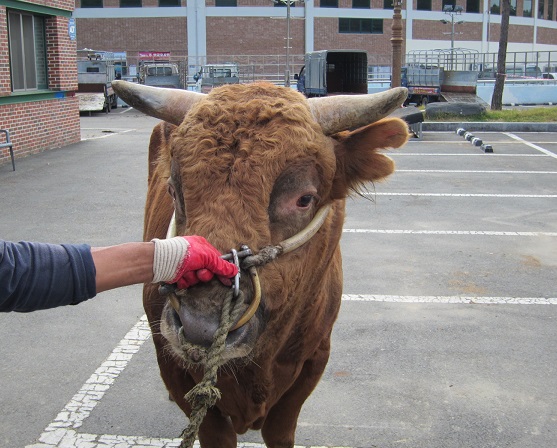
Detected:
left=294, top=50, right=368, bottom=97
left=402, top=48, right=483, bottom=106
left=77, top=50, right=118, bottom=114
left=138, top=61, right=183, bottom=89
left=193, top=63, right=240, bottom=93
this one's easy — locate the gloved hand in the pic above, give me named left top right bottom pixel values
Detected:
left=151, top=236, right=238, bottom=289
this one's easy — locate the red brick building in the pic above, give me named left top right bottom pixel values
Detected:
left=0, top=1, right=80, bottom=169
left=72, top=0, right=557, bottom=74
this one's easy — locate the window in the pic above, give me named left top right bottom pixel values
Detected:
left=383, top=0, right=392, bottom=8
left=416, top=0, right=431, bottom=10
left=442, top=0, right=456, bottom=10
left=523, top=0, right=532, bottom=16
left=466, top=0, right=479, bottom=13
left=491, top=0, right=500, bottom=14
left=321, top=0, right=338, bottom=7
left=339, top=18, right=383, bottom=33
left=159, top=0, right=180, bottom=5
left=538, top=0, right=544, bottom=18
left=8, top=10, right=48, bottom=91
left=548, top=0, right=553, bottom=19
left=353, top=0, right=370, bottom=7
left=216, top=0, right=237, bottom=5
left=510, top=0, right=517, bottom=15
left=81, top=0, right=103, bottom=6
left=120, top=0, right=141, bottom=6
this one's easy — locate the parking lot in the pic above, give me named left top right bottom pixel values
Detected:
left=1, top=108, right=556, bottom=448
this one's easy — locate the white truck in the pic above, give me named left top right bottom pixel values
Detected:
left=138, top=61, right=183, bottom=89
left=77, top=51, right=118, bottom=114
left=193, top=63, right=240, bottom=93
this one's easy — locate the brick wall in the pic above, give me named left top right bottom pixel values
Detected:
left=413, top=20, right=483, bottom=43
left=0, top=97, right=81, bottom=167
left=206, top=17, right=305, bottom=55
left=75, top=17, right=188, bottom=54
left=314, top=18, right=398, bottom=66
left=0, top=1, right=80, bottom=168
left=0, top=8, right=10, bottom=97
left=34, top=0, right=75, bottom=8
left=47, top=15, right=79, bottom=91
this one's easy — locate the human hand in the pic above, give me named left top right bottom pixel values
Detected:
left=152, top=236, right=238, bottom=289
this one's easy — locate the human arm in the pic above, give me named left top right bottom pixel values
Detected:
left=1, top=237, right=238, bottom=312
left=91, top=242, right=155, bottom=293
left=0, top=240, right=96, bottom=312
left=92, top=236, right=239, bottom=292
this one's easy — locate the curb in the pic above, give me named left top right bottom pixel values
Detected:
left=422, top=122, right=557, bottom=132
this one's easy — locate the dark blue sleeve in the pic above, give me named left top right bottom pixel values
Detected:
left=0, top=240, right=97, bottom=312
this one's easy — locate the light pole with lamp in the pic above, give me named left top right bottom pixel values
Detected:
left=391, top=0, right=403, bottom=88
left=440, top=5, right=464, bottom=70
left=274, top=0, right=299, bottom=87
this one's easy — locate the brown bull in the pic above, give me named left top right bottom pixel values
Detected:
left=112, top=80, right=409, bottom=448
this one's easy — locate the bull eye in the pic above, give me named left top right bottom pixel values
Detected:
left=296, top=194, right=314, bottom=208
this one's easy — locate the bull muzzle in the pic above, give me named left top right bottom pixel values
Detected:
left=160, top=249, right=261, bottom=333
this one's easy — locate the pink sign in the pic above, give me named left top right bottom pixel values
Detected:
left=138, top=51, right=171, bottom=60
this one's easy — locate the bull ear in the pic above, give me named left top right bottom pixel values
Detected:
left=330, top=117, right=409, bottom=199
left=111, top=80, right=204, bottom=126
left=308, top=87, right=408, bottom=136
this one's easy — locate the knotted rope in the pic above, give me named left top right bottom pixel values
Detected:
left=179, top=289, right=246, bottom=448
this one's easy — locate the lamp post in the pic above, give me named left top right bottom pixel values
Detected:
left=441, top=5, right=464, bottom=70
left=391, top=0, right=403, bottom=88
left=274, top=0, right=299, bottom=87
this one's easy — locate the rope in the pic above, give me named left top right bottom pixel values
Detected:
left=179, top=289, right=246, bottom=448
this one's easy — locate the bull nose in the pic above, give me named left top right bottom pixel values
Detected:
left=176, top=307, right=220, bottom=348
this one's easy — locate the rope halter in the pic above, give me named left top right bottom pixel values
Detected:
left=162, top=203, right=332, bottom=332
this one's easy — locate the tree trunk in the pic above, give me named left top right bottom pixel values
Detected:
left=491, top=0, right=511, bottom=110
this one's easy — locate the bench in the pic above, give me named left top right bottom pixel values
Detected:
left=389, top=106, right=425, bottom=139
left=0, top=129, right=15, bottom=171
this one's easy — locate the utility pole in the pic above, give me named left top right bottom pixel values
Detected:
left=275, top=0, right=300, bottom=87
left=285, top=0, right=291, bottom=87
left=391, top=0, right=403, bottom=88
left=440, top=5, right=464, bottom=70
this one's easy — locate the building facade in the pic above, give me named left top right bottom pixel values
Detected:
left=0, top=0, right=80, bottom=168
left=73, top=0, right=557, bottom=76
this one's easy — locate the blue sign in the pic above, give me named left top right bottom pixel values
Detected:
left=68, top=18, right=76, bottom=41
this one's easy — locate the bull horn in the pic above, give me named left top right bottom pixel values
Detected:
left=111, top=80, right=204, bottom=126
left=308, top=87, right=408, bottom=136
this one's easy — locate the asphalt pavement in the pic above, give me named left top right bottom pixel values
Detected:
left=1, top=107, right=556, bottom=448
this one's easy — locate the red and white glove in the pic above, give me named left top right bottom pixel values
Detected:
left=151, top=236, right=238, bottom=289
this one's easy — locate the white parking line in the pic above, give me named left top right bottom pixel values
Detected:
left=392, top=153, right=548, bottom=156
left=367, top=192, right=557, bottom=198
left=343, top=229, right=557, bottom=236
left=396, top=169, right=557, bottom=174
left=342, top=294, right=557, bottom=305
left=504, top=133, right=557, bottom=159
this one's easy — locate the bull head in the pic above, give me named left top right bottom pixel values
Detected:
left=113, top=80, right=409, bottom=369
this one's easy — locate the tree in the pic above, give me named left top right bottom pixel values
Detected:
left=491, top=0, right=511, bottom=110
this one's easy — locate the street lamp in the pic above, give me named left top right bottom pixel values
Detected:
left=391, top=0, right=403, bottom=88
left=441, top=5, right=464, bottom=69
left=274, top=0, right=300, bottom=87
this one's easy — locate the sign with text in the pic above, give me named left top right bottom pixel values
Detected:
left=68, top=18, right=76, bottom=41
left=138, top=51, right=171, bottom=60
